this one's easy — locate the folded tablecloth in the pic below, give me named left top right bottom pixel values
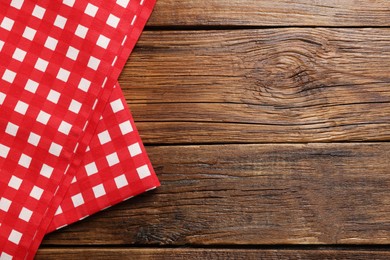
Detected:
left=0, top=0, right=159, bottom=258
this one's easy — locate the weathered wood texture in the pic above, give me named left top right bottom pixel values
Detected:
left=43, top=143, right=390, bottom=245
left=119, top=29, right=390, bottom=144
left=147, top=0, right=390, bottom=26
left=36, top=248, right=390, bottom=260
left=38, top=2, right=390, bottom=257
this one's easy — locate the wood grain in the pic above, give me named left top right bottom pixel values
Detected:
left=43, top=143, right=390, bottom=245
left=36, top=1, right=390, bottom=257
left=147, top=0, right=390, bottom=27
left=36, top=248, right=390, bottom=259
left=119, top=29, right=390, bottom=144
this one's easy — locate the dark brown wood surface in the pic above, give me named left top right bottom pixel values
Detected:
left=120, top=29, right=390, bottom=144
left=43, top=144, right=390, bottom=245
left=39, top=0, right=390, bottom=258
left=148, top=0, right=390, bottom=26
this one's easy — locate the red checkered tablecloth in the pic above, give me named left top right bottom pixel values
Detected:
left=0, top=0, right=159, bottom=258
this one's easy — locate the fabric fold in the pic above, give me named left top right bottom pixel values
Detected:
left=48, top=83, right=160, bottom=233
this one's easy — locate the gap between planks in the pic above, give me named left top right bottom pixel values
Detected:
left=36, top=247, right=390, bottom=259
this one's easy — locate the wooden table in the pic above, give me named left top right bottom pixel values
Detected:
left=37, top=1, right=390, bottom=259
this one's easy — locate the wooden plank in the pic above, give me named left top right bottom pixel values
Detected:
left=120, top=29, right=390, bottom=144
left=147, top=0, right=390, bottom=26
left=43, top=143, right=390, bottom=245
left=36, top=248, right=390, bottom=259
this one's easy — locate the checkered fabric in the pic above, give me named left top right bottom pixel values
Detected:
left=48, top=83, right=160, bottom=232
left=0, top=0, right=159, bottom=259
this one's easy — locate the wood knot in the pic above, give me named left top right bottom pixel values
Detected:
left=244, top=40, right=332, bottom=107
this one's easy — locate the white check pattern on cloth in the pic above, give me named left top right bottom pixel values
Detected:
left=0, top=0, right=158, bottom=258
left=48, top=83, right=159, bottom=232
